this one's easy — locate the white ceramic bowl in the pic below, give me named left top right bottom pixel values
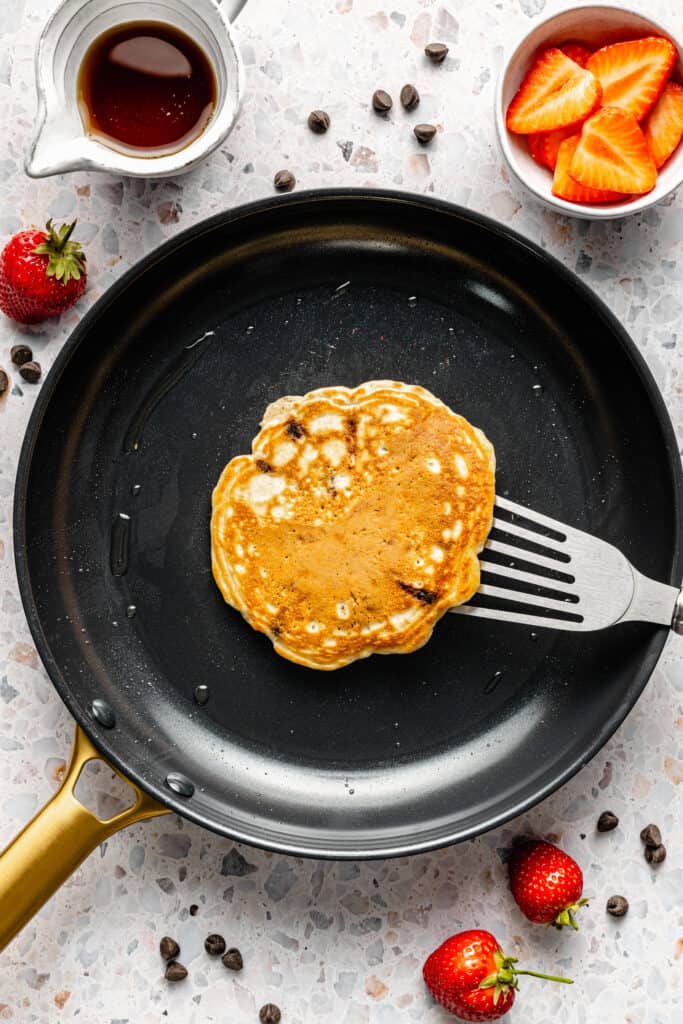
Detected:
left=495, top=2, right=683, bottom=218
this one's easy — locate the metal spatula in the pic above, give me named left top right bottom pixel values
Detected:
left=452, top=496, right=683, bottom=633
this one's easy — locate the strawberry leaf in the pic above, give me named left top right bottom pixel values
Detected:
left=33, top=219, right=87, bottom=287
left=553, top=897, right=590, bottom=931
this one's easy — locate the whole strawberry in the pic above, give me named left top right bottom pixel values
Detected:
left=423, top=929, right=572, bottom=1021
left=0, top=220, right=86, bottom=324
left=509, top=839, right=587, bottom=929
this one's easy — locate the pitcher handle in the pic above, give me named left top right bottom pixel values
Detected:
left=220, top=0, right=249, bottom=23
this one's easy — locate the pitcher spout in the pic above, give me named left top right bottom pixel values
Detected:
left=25, top=114, right=89, bottom=178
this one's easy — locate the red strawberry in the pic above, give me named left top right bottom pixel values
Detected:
left=0, top=220, right=87, bottom=325
left=586, top=36, right=676, bottom=122
left=423, top=929, right=573, bottom=1021
left=506, top=47, right=601, bottom=134
left=560, top=43, right=593, bottom=69
left=509, top=840, right=588, bottom=929
left=552, top=134, right=626, bottom=203
left=570, top=106, right=657, bottom=194
left=643, top=81, right=683, bottom=168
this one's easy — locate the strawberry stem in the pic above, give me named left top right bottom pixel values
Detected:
left=54, top=219, right=76, bottom=250
left=479, top=949, right=573, bottom=995
left=514, top=969, right=574, bottom=985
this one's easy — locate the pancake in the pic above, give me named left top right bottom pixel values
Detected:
left=211, top=381, right=495, bottom=670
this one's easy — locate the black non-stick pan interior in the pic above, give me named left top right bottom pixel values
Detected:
left=15, top=191, right=682, bottom=857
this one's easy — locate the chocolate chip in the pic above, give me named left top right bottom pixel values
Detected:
left=159, top=936, right=180, bottom=960
left=606, top=895, right=629, bottom=917
left=645, top=843, right=666, bottom=865
left=189, top=903, right=199, bottom=916
left=400, top=84, right=420, bottom=110
left=398, top=581, right=438, bottom=604
left=205, top=933, right=226, bottom=956
left=286, top=419, right=305, bottom=439
left=259, top=1004, right=282, bottom=1024
left=222, top=947, right=243, bottom=971
left=11, top=343, right=32, bottom=366
left=165, top=961, right=188, bottom=982
left=414, top=123, right=437, bottom=145
left=256, top=459, right=272, bottom=473
left=425, top=42, right=449, bottom=63
left=640, top=823, right=662, bottom=848
left=372, top=89, right=392, bottom=113
left=307, top=110, right=330, bottom=134
left=597, top=811, right=619, bottom=833
left=0, top=369, right=7, bottom=395
left=19, top=361, right=41, bottom=383
left=274, top=169, right=296, bottom=192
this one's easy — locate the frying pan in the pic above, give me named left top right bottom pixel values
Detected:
left=2, top=190, right=681, bottom=951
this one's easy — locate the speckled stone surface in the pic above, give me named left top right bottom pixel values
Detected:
left=1, top=0, right=683, bottom=1020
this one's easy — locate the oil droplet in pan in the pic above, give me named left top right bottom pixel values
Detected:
left=484, top=670, right=504, bottom=695
left=110, top=513, right=131, bottom=576
left=123, top=330, right=215, bottom=452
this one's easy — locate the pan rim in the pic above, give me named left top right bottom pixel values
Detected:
left=13, top=188, right=683, bottom=858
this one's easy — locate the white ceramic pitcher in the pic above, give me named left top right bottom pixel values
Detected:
left=26, top=0, right=247, bottom=178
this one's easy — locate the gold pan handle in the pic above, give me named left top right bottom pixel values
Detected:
left=0, top=724, right=168, bottom=953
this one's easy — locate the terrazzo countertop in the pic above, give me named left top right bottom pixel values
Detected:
left=2, top=0, right=683, bottom=1021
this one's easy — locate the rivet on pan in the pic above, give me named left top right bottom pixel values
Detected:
left=91, top=698, right=116, bottom=729
left=194, top=684, right=209, bottom=706
left=165, top=772, right=195, bottom=798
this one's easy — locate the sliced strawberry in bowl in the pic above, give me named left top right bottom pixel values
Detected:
left=527, top=133, right=547, bottom=167
left=537, top=125, right=578, bottom=169
left=528, top=125, right=585, bottom=173
left=560, top=43, right=593, bottom=69
left=506, top=47, right=601, bottom=134
left=552, top=134, right=627, bottom=204
left=570, top=105, right=657, bottom=194
left=527, top=126, right=578, bottom=172
left=586, top=36, right=676, bottom=121
left=643, top=81, right=683, bottom=168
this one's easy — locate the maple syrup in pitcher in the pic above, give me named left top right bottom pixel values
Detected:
left=78, top=22, right=216, bottom=155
